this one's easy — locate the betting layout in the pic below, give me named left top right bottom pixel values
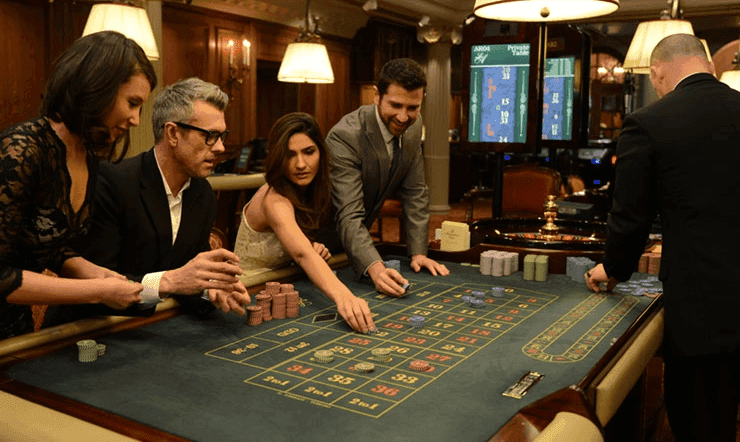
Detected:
left=204, top=275, right=641, bottom=418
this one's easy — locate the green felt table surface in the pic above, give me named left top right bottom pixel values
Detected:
left=5, top=257, right=655, bottom=442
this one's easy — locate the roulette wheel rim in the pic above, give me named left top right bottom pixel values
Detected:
left=469, top=217, right=609, bottom=251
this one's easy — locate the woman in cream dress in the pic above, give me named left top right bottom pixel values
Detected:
left=234, top=113, right=374, bottom=333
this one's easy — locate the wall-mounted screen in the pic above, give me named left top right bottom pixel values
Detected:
left=542, top=57, right=575, bottom=141
left=468, top=43, right=531, bottom=143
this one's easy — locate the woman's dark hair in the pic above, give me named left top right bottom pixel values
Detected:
left=264, top=112, right=331, bottom=240
left=40, top=31, right=157, bottom=161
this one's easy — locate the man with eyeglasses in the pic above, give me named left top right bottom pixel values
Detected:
left=44, top=78, right=250, bottom=327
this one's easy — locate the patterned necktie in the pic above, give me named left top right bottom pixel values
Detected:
left=390, top=136, right=401, bottom=175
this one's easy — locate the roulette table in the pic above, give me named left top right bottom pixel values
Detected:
left=469, top=217, right=610, bottom=275
left=0, top=245, right=663, bottom=441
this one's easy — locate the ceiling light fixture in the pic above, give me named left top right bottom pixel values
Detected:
left=473, top=0, right=619, bottom=22
left=277, top=0, right=334, bottom=83
left=623, top=0, right=694, bottom=74
left=82, top=2, right=159, bottom=60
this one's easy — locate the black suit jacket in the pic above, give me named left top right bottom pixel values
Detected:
left=603, top=73, right=740, bottom=356
left=44, top=149, right=217, bottom=326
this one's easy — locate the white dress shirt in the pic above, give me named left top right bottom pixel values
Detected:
left=139, top=155, right=192, bottom=303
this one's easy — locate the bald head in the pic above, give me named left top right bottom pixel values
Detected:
left=649, top=34, right=714, bottom=98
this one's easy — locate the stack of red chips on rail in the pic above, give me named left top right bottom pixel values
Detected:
left=246, top=281, right=301, bottom=326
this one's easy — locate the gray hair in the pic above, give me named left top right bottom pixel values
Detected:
left=651, top=34, right=708, bottom=66
left=152, top=77, right=229, bottom=143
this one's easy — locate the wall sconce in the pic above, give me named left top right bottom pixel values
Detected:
left=227, top=38, right=251, bottom=88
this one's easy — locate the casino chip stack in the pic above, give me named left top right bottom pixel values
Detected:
left=247, top=305, right=263, bottom=326
left=491, top=286, right=505, bottom=298
left=77, top=339, right=99, bottom=363
left=271, top=292, right=287, bottom=319
left=408, top=315, right=425, bottom=328
left=479, top=250, right=494, bottom=275
left=470, top=299, right=485, bottom=309
left=284, top=290, right=300, bottom=318
left=383, top=259, right=401, bottom=272
left=648, top=253, right=661, bottom=275
left=614, top=276, right=663, bottom=297
left=371, top=348, right=392, bottom=362
left=354, top=362, right=375, bottom=373
left=255, top=292, right=273, bottom=321
left=566, top=256, right=596, bottom=283
left=480, top=250, right=519, bottom=276
left=409, top=360, right=431, bottom=372
left=314, top=350, right=335, bottom=363
left=534, top=255, right=549, bottom=282
left=638, top=253, right=650, bottom=273
left=261, top=281, right=283, bottom=319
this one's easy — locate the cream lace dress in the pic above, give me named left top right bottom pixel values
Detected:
left=233, top=201, right=293, bottom=277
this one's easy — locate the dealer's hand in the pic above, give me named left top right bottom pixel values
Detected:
left=584, top=263, right=619, bottom=293
left=410, top=255, right=450, bottom=276
left=367, top=261, right=407, bottom=298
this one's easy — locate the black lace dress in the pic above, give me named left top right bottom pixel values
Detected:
left=0, top=117, right=96, bottom=339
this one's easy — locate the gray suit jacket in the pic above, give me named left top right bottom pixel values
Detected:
left=327, top=104, right=429, bottom=276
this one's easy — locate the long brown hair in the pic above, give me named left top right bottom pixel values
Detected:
left=40, top=31, right=157, bottom=162
left=264, top=112, right=331, bottom=240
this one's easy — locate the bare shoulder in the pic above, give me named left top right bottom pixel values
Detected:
left=261, top=187, right=294, bottom=218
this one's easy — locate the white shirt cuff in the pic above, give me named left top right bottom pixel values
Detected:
left=140, top=271, right=165, bottom=304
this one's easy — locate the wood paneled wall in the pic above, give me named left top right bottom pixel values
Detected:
left=1, top=0, right=354, bottom=153
left=0, top=0, right=48, bottom=129
left=163, top=4, right=353, bottom=150
left=0, top=0, right=95, bottom=131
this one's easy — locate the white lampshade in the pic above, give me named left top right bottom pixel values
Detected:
left=623, top=20, right=694, bottom=74
left=474, top=0, right=619, bottom=22
left=720, top=70, right=740, bottom=91
left=278, top=42, right=334, bottom=84
left=83, top=3, right=159, bottom=61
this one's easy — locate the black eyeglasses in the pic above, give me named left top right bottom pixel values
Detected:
left=172, top=122, right=229, bottom=146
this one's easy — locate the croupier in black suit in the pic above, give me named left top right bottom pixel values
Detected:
left=585, top=34, right=740, bottom=441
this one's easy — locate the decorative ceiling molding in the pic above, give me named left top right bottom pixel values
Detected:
left=188, top=0, right=740, bottom=39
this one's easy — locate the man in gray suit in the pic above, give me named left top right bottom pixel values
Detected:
left=327, top=58, right=449, bottom=297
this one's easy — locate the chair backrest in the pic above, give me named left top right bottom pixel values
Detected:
left=502, top=163, right=562, bottom=218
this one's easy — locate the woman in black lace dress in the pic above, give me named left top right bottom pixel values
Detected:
left=0, top=31, right=157, bottom=339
